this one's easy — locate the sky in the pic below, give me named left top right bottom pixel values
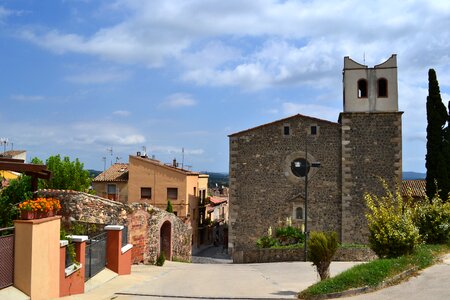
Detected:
left=0, top=0, right=449, bottom=173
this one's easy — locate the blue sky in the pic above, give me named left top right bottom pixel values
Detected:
left=1, top=0, right=449, bottom=173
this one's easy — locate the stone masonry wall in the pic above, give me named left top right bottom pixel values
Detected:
left=340, top=112, right=402, bottom=243
left=229, top=115, right=342, bottom=252
left=38, top=189, right=192, bottom=264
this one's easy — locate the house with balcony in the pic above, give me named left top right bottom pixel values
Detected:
left=92, top=153, right=209, bottom=248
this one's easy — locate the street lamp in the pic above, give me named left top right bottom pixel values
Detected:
left=303, top=134, right=320, bottom=262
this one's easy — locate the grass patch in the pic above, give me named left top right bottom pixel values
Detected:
left=269, top=243, right=304, bottom=249
left=298, top=243, right=450, bottom=299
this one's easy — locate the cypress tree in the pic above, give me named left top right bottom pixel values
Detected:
left=425, top=69, right=449, bottom=200
left=166, top=200, right=173, bottom=213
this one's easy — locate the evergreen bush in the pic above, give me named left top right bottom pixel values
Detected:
left=156, top=251, right=165, bottom=266
left=308, top=231, right=338, bottom=281
left=414, top=195, right=450, bottom=244
left=365, top=181, right=420, bottom=258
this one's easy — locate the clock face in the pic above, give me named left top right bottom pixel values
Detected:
left=291, top=158, right=310, bottom=177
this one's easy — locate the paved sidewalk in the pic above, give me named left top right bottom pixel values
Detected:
left=61, top=260, right=359, bottom=300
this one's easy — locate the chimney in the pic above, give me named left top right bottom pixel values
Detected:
left=137, top=151, right=141, bottom=156
left=173, top=158, right=177, bottom=167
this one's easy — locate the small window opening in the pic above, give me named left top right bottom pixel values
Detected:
left=295, top=207, right=303, bottom=220
left=357, top=79, right=368, bottom=98
left=378, top=78, right=388, bottom=97
left=283, top=125, right=290, bottom=136
left=310, top=126, right=317, bottom=135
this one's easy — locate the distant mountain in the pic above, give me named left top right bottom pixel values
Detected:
left=403, top=172, right=426, bottom=180
left=202, top=172, right=229, bottom=188
left=88, top=169, right=102, bottom=178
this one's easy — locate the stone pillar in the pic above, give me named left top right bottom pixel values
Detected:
left=14, top=216, right=61, bottom=300
left=59, top=236, right=87, bottom=297
left=105, top=225, right=133, bottom=275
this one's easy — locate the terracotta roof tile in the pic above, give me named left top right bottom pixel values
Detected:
left=93, top=163, right=129, bottom=182
left=401, top=180, right=426, bottom=198
left=209, top=196, right=228, bottom=205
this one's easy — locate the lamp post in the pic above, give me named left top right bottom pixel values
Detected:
left=303, top=133, right=320, bottom=262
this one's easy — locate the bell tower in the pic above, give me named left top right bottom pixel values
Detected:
left=340, top=54, right=402, bottom=243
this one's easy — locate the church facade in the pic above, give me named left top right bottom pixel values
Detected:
left=228, top=55, right=402, bottom=254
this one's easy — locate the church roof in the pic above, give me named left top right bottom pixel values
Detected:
left=228, top=113, right=339, bottom=137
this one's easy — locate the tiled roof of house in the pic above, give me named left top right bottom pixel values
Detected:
left=401, top=179, right=426, bottom=198
left=93, top=163, right=129, bottom=182
left=209, top=196, right=228, bottom=205
left=131, top=155, right=200, bottom=175
left=0, top=150, right=26, bottom=158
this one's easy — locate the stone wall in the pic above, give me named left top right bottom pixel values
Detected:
left=232, top=247, right=376, bottom=264
left=340, top=112, right=402, bottom=243
left=229, top=115, right=342, bottom=253
left=38, top=189, right=192, bottom=264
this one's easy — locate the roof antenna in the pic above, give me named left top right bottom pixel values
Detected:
left=363, top=52, right=366, bottom=65
left=182, top=147, right=185, bottom=169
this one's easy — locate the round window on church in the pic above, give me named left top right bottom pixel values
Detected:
left=290, top=158, right=310, bottom=177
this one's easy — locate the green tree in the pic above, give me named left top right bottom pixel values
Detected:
left=0, top=175, right=33, bottom=227
left=426, top=69, right=450, bottom=200
left=166, top=200, right=173, bottom=213
left=33, top=155, right=92, bottom=192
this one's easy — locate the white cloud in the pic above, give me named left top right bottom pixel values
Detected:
left=11, top=94, right=45, bottom=102
left=16, top=0, right=450, bottom=90
left=112, top=110, right=131, bottom=117
left=160, top=93, right=197, bottom=108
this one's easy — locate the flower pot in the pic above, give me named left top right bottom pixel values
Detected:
left=20, top=211, right=36, bottom=220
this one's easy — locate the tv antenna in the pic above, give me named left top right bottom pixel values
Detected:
left=115, top=156, right=122, bottom=163
left=102, top=156, right=107, bottom=180
left=182, top=147, right=185, bottom=169
left=0, top=137, right=8, bottom=153
left=107, top=147, right=113, bottom=165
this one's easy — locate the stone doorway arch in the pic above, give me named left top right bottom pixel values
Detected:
left=160, top=220, right=172, bottom=260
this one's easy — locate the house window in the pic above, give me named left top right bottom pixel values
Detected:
left=283, top=125, right=290, bottom=136
left=141, top=187, right=152, bottom=199
left=295, top=207, right=304, bottom=220
left=194, top=187, right=197, bottom=196
left=310, top=125, right=317, bottom=135
left=167, top=188, right=178, bottom=200
left=107, top=184, right=116, bottom=201
left=378, top=78, right=388, bottom=97
left=357, top=79, right=368, bottom=98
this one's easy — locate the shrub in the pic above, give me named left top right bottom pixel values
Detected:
left=308, top=231, right=339, bottom=281
left=414, top=196, right=450, bottom=244
left=156, top=252, right=165, bottom=266
left=256, top=235, right=278, bottom=248
left=275, top=225, right=304, bottom=245
left=365, top=181, right=420, bottom=258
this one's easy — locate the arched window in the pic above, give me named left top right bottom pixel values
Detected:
left=378, top=78, right=388, bottom=97
left=295, top=207, right=303, bottom=220
left=357, top=79, right=368, bottom=98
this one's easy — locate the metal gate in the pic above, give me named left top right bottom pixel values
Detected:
left=0, top=227, right=14, bottom=289
left=85, top=232, right=107, bottom=281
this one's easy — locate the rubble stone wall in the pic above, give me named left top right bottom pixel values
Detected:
left=38, top=189, right=192, bottom=264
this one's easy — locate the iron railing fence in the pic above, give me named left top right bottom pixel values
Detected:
left=85, top=232, right=107, bottom=282
left=0, top=227, right=14, bottom=289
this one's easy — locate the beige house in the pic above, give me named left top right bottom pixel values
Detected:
left=92, top=154, right=209, bottom=247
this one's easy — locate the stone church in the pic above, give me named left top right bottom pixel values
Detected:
left=228, top=55, right=402, bottom=254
